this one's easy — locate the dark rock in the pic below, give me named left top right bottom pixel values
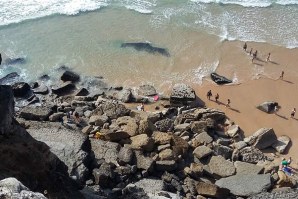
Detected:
left=12, top=82, right=31, bottom=97
left=33, top=85, right=49, bottom=95
left=27, top=96, right=40, bottom=105
left=30, top=82, right=39, bottom=89
left=196, top=182, right=229, bottom=198
left=155, top=118, right=174, bottom=132
left=93, top=162, right=115, bottom=188
left=0, top=72, right=21, bottom=85
left=52, top=81, right=76, bottom=96
left=74, top=88, right=89, bottom=96
left=98, top=101, right=130, bottom=119
left=210, top=73, right=232, bottom=85
left=121, top=42, right=170, bottom=57
left=215, top=174, right=272, bottom=197
left=39, top=74, right=50, bottom=81
left=257, top=101, right=278, bottom=113
left=61, top=70, right=80, bottom=82
left=137, top=85, right=157, bottom=96
left=0, top=85, right=15, bottom=135
left=213, top=144, right=233, bottom=160
left=4, top=57, right=26, bottom=65
left=234, top=161, right=263, bottom=175
left=134, top=151, right=155, bottom=172
left=19, top=106, right=53, bottom=121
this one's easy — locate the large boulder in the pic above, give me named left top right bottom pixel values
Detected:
left=239, top=147, right=267, bottom=164
left=208, top=156, right=236, bottom=178
left=93, top=162, right=115, bottom=188
left=170, top=83, right=196, bottom=106
left=193, top=146, right=213, bottom=159
left=245, top=128, right=277, bottom=150
left=52, top=81, right=76, bottom=96
left=0, top=178, right=47, bottom=199
left=4, top=57, right=26, bottom=65
left=257, top=101, right=278, bottom=113
left=98, top=101, right=130, bottom=119
left=12, top=82, right=31, bottom=97
left=117, top=89, right=133, bottom=102
left=272, top=135, right=291, bottom=154
left=27, top=122, right=92, bottom=184
left=19, top=106, right=53, bottom=121
left=91, top=139, right=120, bottom=165
left=210, top=73, right=232, bottom=85
left=234, top=161, right=263, bottom=175
left=116, top=116, right=139, bottom=137
left=0, top=72, right=21, bottom=85
left=137, top=85, right=157, bottom=96
left=61, top=70, right=80, bottom=82
left=134, top=151, right=155, bottom=172
left=130, top=134, right=154, bottom=152
left=0, top=86, right=15, bottom=135
left=215, top=174, right=272, bottom=197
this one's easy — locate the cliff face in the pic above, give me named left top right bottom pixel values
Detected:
left=0, top=85, right=83, bottom=199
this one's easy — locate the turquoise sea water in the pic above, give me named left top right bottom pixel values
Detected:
left=0, top=0, right=297, bottom=88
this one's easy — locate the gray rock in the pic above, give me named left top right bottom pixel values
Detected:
left=155, top=160, right=177, bottom=171
left=193, top=146, right=213, bottom=159
left=208, top=155, right=236, bottom=178
left=61, top=70, right=80, bottom=82
left=27, top=122, right=91, bottom=184
left=99, top=101, right=130, bottom=119
left=49, top=112, right=64, bottom=122
left=93, top=162, right=114, bottom=188
left=226, top=125, right=241, bottom=138
left=82, top=125, right=93, bottom=135
left=239, top=147, right=266, bottom=164
left=19, top=106, right=53, bottom=121
left=74, top=88, right=89, bottom=96
left=257, top=101, right=278, bottom=113
left=135, top=151, right=155, bottom=172
left=247, top=188, right=298, bottom=199
left=272, top=135, right=291, bottom=154
left=12, top=82, right=31, bottom=98
left=234, top=161, right=263, bottom=175
left=89, top=115, right=109, bottom=126
left=0, top=86, right=15, bottom=135
left=213, top=144, right=233, bottom=160
left=91, top=139, right=120, bottom=164
left=138, top=119, right=156, bottom=135
left=245, top=128, right=277, bottom=150
left=215, top=174, right=272, bottom=197
left=118, top=147, right=134, bottom=165
left=159, top=149, right=175, bottom=161
left=135, top=179, right=166, bottom=194
left=191, top=132, right=213, bottom=147
left=33, top=85, right=49, bottom=95
left=191, top=121, right=207, bottom=134
left=52, top=81, right=76, bottom=96
left=233, top=141, right=247, bottom=150
left=0, top=72, right=21, bottom=85
left=117, top=89, right=132, bottom=103
left=137, top=85, right=157, bottom=96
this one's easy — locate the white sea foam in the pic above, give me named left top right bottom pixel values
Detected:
left=0, top=0, right=109, bottom=26
left=192, top=61, right=219, bottom=85
left=123, top=0, right=156, bottom=14
left=190, top=0, right=298, bottom=7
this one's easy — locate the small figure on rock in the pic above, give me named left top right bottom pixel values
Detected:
left=243, top=42, right=247, bottom=52
left=291, top=108, right=296, bottom=118
left=215, top=93, right=219, bottom=102
left=207, top=90, right=212, bottom=100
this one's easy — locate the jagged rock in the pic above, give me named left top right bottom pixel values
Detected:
left=155, top=118, right=174, bottom=132
left=134, top=151, right=155, bottom=172
left=216, top=138, right=231, bottom=146
left=52, top=81, right=76, bottom=96
left=155, top=160, right=177, bottom=171
left=171, top=134, right=189, bottom=157
left=226, top=125, right=241, bottom=138
left=0, top=178, right=47, bottom=199
left=208, top=156, right=236, bottom=178
left=49, top=112, right=64, bottom=122
left=239, top=147, right=266, bottom=164
left=130, top=134, right=154, bottom=152
left=184, top=177, right=197, bottom=196
left=233, top=141, right=247, bottom=150
left=196, top=182, right=229, bottom=198
left=0, top=72, right=21, bottom=85
left=12, top=82, right=31, bottom=97
left=0, top=86, right=15, bottom=135
left=74, top=88, right=89, bottom=96
left=91, top=139, right=120, bottom=165
left=234, top=161, right=263, bottom=175
left=93, top=162, right=115, bottom=188
left=27, top=122, right=92, bottom=184
left=191, top=132, right=213, bottom=147
left=99, top=101, right=130, bottom=119
left=272, top=135, right=291, bottom=154
left=33, top=85, right=49, bottom=95
left=118, top=147, right=134, bottom=165
left=193, top=146, right=213, bottom=159
left=153, top=131, right=172, bottom=145
left=117, top=89, right=132, bottom=103
left=215, top=174, right=272, bottom=197
left=213, top=144, right=233, bottom=160
left=191, top=121, right=207, bottom=134
left=245, top=128, right=277, bottom=150
left=257, top=101, right=278, bottom=113
left=61, top=70, right=80, bottom=82
left=19, top=106, right=53, bottom=121
left=189, top=163, right=204, bottom=179
left=89, top=115, right=109, bottom=127
left=170, top=83, right=196, bottom=106
left=116, top=116, right=139, bottom=137
left=247, top=188, right=298, bottom=199
left=138, top=119, right=156, bottom=135
left=137, top=85, right=157, bottom=96
left=194, top=108, right=226, bottom=123
left=159, top=149, right=175, bottom=160
left=210, top=73, right=232, bottom=85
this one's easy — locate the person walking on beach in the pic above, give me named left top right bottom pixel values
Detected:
left=266, top=53, right=271, bottom=62
left=215, top=93, right=219, bottom=102
left=243, top=42, right=247, bottom=52
left=249, top=48, right=253, bottom=56
left=226, top=99, right=231, bottom=108
left=291, top=108, right=296, bottom=118
left=252, top=50, right=258, bottom=63
left=280, top=71, right=284, bottom=80
left=0, top=53, right=2, bottom=65
left=207, top=90, right=212, bottom=100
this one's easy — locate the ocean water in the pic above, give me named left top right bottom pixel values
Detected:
left=0, top=0, right=297, bottom=88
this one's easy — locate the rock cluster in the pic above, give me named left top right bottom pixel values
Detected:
left=0, top=70, right=296, bottom=199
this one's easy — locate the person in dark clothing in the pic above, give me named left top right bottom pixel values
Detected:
left=0, top=53, right=2, bottom=65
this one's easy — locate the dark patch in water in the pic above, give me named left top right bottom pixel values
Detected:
left=4, top=57, right=26, bottom=65
left=121, top=42, right=170, bottom=57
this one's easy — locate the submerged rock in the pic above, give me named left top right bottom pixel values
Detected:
left=210, top=73, right=232, bottom=85
left=121, top=42, right=170, bottom=57
left=61, top=70, right=80, bottom=82
left=4, top=57, right=26, bottom=65
left=0, top=72, right=22, bottom=85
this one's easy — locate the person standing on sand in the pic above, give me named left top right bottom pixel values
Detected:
left=243, top=42, right=247, bottom=52
left=215, top=93, right=219, bottom=102
left=249, top=48, right=253, bottom=56
left=266, top=53, right=271, bottom=62
left=252, top=50, right=258, bottom=63
left=291, top=108, right=296, bottom=118
left=280, top=71, right=284, bottom=80
left=207, top=90, right=212, bottom=100
left=226, top=99, right=231, bottom=107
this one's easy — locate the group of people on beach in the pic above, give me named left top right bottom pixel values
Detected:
left=243, top=42, right=271, bottom=63
left=207, top=90, right=230, bottom=108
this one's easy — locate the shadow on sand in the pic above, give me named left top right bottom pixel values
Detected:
left=275, top=113, right=289, bottom=120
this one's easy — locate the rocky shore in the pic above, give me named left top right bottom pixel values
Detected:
left=0, top=68, right=298, bottom=199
